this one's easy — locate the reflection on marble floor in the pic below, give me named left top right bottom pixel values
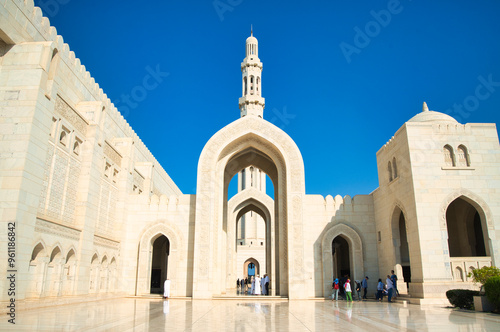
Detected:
left=3, top=298, right=500, bottom=331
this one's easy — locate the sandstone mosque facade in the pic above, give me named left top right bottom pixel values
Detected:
left=1, top=0, right=499, bottom=307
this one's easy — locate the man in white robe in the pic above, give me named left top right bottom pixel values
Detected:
left=254, top=275, right=261, bottom=295
left=163, top=279, right=171, bottom=299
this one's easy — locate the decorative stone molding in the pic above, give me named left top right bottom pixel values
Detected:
left=35, top=217, right=81, bottom=241
left=55, top=95, right=88, bottom=136
left=103, top=140, right=122, bottom=167
left=94, top=234, right=120, bottom=251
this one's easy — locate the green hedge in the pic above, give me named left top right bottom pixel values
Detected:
left=484, top=276, right=500, bottom=310
left=446, top=289, right=480, bottom=309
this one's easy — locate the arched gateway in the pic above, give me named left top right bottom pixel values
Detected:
left=191, top=31, right=305, bottom=299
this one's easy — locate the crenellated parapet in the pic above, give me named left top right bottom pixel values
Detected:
left=323, top=194, right=373, bottom=213
left=127, top=193, right=195, bottom=213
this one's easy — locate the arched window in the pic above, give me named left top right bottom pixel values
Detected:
left=443, top=145, right=455, bottom=167
left=250, top=76, right=254, bottom=95
left=73, top=140, right=80, bottom=155
left=392, top=157, right=398, bottom=178
left=457, top=145, right=470, bottom=167
left=454, top=267, right=464, bottom=282
left=59, top=130, right=68, bottom=146
left=244, top=76, right=247, bottom=95
left=256, top=76, right=260, bottom=96
left=388, top=162, right=393, bottom=182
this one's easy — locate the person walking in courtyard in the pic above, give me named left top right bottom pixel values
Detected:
left=361, top=276, right=369, bottom=300
left=376, top=278, right=384, bottom=301
left=332, top=278, right=340, bottom=301
left=390, top=270, right=399, bottom=298
left=386, top=275, right=394, bottom=302
left=355, top=280, right=362, bottom=301
left=163, top=279, right=171, bottom=299
left=344, top=278, right=352, bottom=302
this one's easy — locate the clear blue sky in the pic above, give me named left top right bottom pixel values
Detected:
left=34, top=0, right=500, bottom=197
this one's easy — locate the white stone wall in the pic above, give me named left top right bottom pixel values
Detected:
left=0, top=0, right=181, bottom=304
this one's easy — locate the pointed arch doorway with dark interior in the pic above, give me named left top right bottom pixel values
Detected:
left=332, top=236, right=350, bottom=279
left=392, top=206, right=411, bottom=292
left=150, top=235, right=170, bottom=294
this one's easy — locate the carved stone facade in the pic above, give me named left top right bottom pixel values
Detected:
left=0, top=1, right=499, bottom=308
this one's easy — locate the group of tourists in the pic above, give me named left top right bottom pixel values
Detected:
left=332, top=270, right=400, bottom=302
left=332, top=275, right=368, bottom=302
left=376, top=270, right=400, bottom=302
left=237, top=274, right=270, bottom=295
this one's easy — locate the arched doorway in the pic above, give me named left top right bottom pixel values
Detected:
left=136, top=223, right=182, bottom=296
left=193, top=116, right=306, bottom=299
left=150, top=235, right=170, bottom=294
left=446, top=197, right=488, bottom=257
left=392, top=206, right=411, bottom=289
left=321, top=223, right=363, bottom=297
left=244, top=258, right=260, bottom=278
left=332, top=236, right=350, bottom=278
left=227, top=188, right=275, bottom=294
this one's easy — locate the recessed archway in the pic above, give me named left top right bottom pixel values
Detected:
left=446, top=197, right=488, bottom=257
left=321, top=223, right=364, bottom=297
left=244, top=258, right=260, bottom=278
left=226, top=187, right=275, bottom=294
left=136, top=223, right=182, bottom=296
left=150, top=235, right=170, bottom=294
left=391, top=205, right=411, bottom=289
left=193, top=116, right=306, bottom=299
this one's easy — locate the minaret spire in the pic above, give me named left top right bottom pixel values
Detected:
left=239, top=30, right=265, bottom=118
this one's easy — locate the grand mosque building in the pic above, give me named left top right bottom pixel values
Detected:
left=1, top=0, right=499, bottom=308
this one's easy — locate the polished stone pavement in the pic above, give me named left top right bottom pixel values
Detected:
left=3, top=297, right=500, bottom=331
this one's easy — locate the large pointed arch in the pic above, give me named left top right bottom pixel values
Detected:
left=439, top=189, right=494, bottom=230
left=136, top=222, right=183, bottom=296
left=439, top=189, right=496, bottom=276
left=321, top=223, right=364, bottom=297
left=193, top=116, right=305, bottom=299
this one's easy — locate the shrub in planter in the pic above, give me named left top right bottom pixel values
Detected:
left=446, top=289, right=480, bottom=309
left=484, top=276, right=500, bottom=310
left=468, top=266, right=500, bottom=286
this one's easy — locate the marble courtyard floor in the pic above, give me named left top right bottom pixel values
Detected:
left=2, top=297, right=499, bottom=331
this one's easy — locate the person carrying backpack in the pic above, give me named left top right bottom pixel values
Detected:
left=332, top=278, right=340, bottom=301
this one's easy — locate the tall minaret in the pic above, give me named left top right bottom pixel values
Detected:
left=239, top=29, right=265, bottom=118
